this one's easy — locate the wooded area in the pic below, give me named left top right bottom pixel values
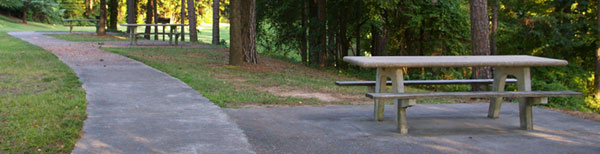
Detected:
left=0, top=0, right=599, bottom=112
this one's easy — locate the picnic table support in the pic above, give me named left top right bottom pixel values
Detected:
left=69, top=21, right=74, bottom=33
left=488, top=67, right=531, bottom=119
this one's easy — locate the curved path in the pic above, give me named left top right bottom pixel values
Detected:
left=9, top=32, right=254, bottom=154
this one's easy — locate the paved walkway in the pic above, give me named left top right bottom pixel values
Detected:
left=226, top=104, right=600, bottom=153
left=9, top=32, right=254, bottom=154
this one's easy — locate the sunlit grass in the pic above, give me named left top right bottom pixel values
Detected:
left=0, top=31, right=87, bottom=153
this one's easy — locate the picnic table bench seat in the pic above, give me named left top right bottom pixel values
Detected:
left=366, top=91, right=581, bottom=134
left=335, top=78, right=518, bottom=86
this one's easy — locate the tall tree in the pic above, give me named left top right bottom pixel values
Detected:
left=188, top=0, right=198, bottom=42
left=108, top=0, right=118, bottom=31
left=84, top=0, right=94, bottom=18
left=98, top=0, right=107, bottom=35
left=308, top=0, right=318, bottom=65
left=144, top=0, right=154, bottom=39
left=490, top=0, right=498, bottom=55
left=180, top=0, right=185, bottom=41
left=153, top=0, right=158, bottom=40
left=22, top=0, right=28, bottom=23
left=242, top=0, right=258, bottom=63
left=300, top=0, right=308, bottom=64
left=317, top=0, right=326, bottom=67
left=596, top=0, right=600, bottom=97
left=229, top=0, right=257, bottom=65
left=212, top=0, right=220, bottom=45
left=469, top=0, right=491, bottom=91
left=127, top=0, right=137, bottom=33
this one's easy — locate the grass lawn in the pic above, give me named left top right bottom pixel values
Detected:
left=103, top=46, right=453, bottom=108
left=0, top=16, right=87, bottom=153
left=44, top=23, right=231, bottom=46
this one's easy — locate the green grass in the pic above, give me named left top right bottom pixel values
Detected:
left=0, top=16, right=87, bottom=153
left=102, top=46, right=449, bottom=107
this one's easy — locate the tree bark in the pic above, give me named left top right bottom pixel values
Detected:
left=339, top=6, right=348, bottom=68
left=154, top=0, right=159, bottom=40
left=470, top=0, right=492, bottom=91
left=180, top=0, right=185, bottom=41
left=188, top=0, right=198, bottom=42
left=212, top=0, right=220, bottom=45
left=490, top=0, right=498, bottom=55
left=371, top=24, right=388, bottom=56
left=98, top=0, right=107, bottom=36
left=300, top=0, right=308, bottom=64
left=108, top=0, right=118, bottom=31
left=229, top=0, right=243, bottom=65
left=317, top=0, right=327, bottom=67
left=241, top=0, right=257, bottom=63
left=596, top=0, right=600, bottom=97
left=308, top=0, right=318, bottom=65
left=22, top=1, right=28, bottom=24
left=127, top=0, right=137, bottom=33
left=144, top=0, right=154, bottom=39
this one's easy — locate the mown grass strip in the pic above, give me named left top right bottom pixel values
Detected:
left=0, top=32, right=87, bottom=153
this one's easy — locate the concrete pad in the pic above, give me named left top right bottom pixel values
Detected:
left=225, top=103, right=600, bottom=154
left=9, top=32, right=254, bottom=154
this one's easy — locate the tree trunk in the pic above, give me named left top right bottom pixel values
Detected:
left=229, top=0, right=243, bottom=65
left=127, top=0, right=137, bottom=33
left=85, top=0, right=94, bottom=18
left=188, top=0, right=198, bottom=42
left=98, top=0, right=107, bottom=36
left=470, top=0, right=492, bottom=91
left=596, top=0, right=600, bottom=97
left=371, top=24, right=388, bottom=56
left=490, top=0, right=498, bottom=55
left=144, top=0, right=154, bottom=39
left=154, top=0, right=159, bottom=40
left=212, top=0, right=220, bottom=45
left=241, top=0, right=258, bottom=63
left=108, top=0, right=118, bottom=31
left=22, top=1, right=28, bottom=24
left=308, top=0, right=318, bottom=65
left=180, top=0, right=185, bottom=41
left=300, top=0, right=308, bottom=64
left=317, top=0, right=327, bottom=67
left=339, top=7, right=348, bottom=68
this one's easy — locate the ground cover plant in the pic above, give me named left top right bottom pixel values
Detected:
left=0, top=27, right=87, bottom=153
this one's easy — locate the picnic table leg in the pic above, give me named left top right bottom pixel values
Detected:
left=388, top=68, right=412, bottom=134
left=488, top=68, right=509, bottom=119
left=374, top=68, right=388, bottom=121
left=488, top=67, right=531, bottom=120
left=169, top=27, right=173, bottom=45
left=163, top=26, right=166, bottom=41
left=133, top=27, right=138, bottom=46
left=129, top=27, right=134, bottom=45
left=174, top=26, right=179, bottom=45
left=69, top=21, right=73, bottom=33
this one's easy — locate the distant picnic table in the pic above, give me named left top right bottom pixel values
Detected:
left=341, top=55, right=581, bottom=134
left=121, top=24, right=186, bottom=46
left=63, top=18, right=100, bottom=33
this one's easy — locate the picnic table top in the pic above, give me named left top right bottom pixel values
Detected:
left=343, top=55, right=568, bottom=68
left=63, top=19, right=99, bottom=21
left=120, top=24, right=186, bottom=26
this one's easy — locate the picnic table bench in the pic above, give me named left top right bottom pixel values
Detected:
left=63, top=18, right=100, bottom=33
left=121, top=24, right=186, bottom=46
left=342, top=55, right=582, bottom=134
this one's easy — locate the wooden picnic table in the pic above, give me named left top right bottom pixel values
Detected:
left=63, top=19, right=100, bottom=33
left=120, top=24, right=186, bottom=46
left=343, top=55, right=570, bottom=134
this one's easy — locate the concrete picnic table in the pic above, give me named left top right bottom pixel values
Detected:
left=120, top=24, right=186, bottom=46
left=63, top=19, right=100, bottom=33
left=343, top=55, right=568, bottom=133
